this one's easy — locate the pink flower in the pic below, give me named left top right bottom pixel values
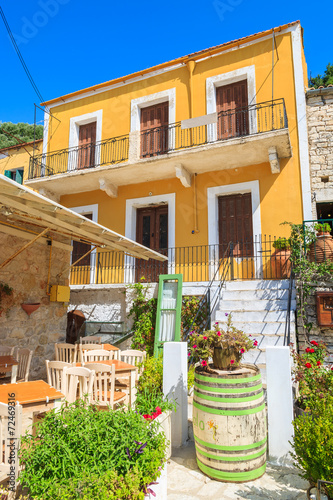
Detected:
left=240, top=348, right=245, bottom=354
left=188, top=352, right=191, bottom=356
left=217, top=332, right=221, bottom=337
left=225, top=313, right=228, bottom=317
left=230, top=360, right=235, bottom=364
left=201, top=360, right=207, bottom=367
left=193, top=345, right=197, bottom=349
left=253, top=340, right=258, bottom=347
left=203, top=336, right=208, bottom=340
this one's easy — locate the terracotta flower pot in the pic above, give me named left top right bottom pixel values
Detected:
left=21, top=303, right=41, bottom=316
left=212, top=346, right=241, bottom=370
left=270, top=249, right=291, bottom=279
left=309, top=234, right=333, bottom=263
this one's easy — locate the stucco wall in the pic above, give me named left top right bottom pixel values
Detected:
left=306, top=88, right=333, bottom=217
left=0, top=231, right=71, bottom=379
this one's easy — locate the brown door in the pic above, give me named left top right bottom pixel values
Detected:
left=136, top=205, right=168, bottom=281
left=72, top=214, right=93, bottom=283
left=216, top=80, right=248, bottom=140
left=140, top=102, right=169, bottom=158
left=218, top=193, right=253, bottom=258
left=78, top=122, right=96, bottom=169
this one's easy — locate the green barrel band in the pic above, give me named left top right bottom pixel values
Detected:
left=194, top=389, right=263, bottom=403
left=193, top=400, right=266, bottom=415
left=195, top=445, right=266, bottom=462
left=197, top=458, right=266, bottom=482
left=194, top=381, right=263, bottom=394
left=195, top=373, right=261, bottom=384
left=194, top=435, right=267, bottom=451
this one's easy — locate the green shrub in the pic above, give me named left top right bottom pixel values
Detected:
left=187, top=365, right=195, bottom=393
left=137, top=355, right=163, bottom=395
left=291, top=397, right=333, bottom=497
left=314, top=222, right=331, bottom=233
left=19, top=400, right=166, bottom=499
left=127, top=280, right=157, bottom=356
left=135, top=387, right=176, bottom=419
left=272, top=237, right=291, bottom=250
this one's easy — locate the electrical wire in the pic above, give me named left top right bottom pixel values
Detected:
left=0, top=5, right=45, bottom=103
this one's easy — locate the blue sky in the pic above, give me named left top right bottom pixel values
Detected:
left=0, top=0, right=332, bottom=125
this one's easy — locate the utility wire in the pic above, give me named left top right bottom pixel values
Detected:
left=0, top=6, right=45, bottom=103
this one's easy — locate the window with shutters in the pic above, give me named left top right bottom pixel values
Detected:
left=216, top=80, right=249, bottom=140
left=140, top=102, right=169, bottom=158
left=77, top=122, right=96, bottom=169
left=218, top=193, right=253, bottom=258
left=4, top=168, right=24, bottom=184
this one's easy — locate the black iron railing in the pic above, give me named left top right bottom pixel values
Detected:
left=70, top=235, right=290, bottom=286
left=29, top=99, right=287, bottom=179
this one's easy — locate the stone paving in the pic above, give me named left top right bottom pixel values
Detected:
left=167, top=412, right=309, bottom=499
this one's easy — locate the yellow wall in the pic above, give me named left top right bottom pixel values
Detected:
left=45, top=29, right=306, bottom=247
left=0, top=141, right=42, bottom=182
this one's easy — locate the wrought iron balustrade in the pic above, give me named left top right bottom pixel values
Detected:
left=29, top=99, right=287, bottom=179
left=70, top=235, right=289, bottom=285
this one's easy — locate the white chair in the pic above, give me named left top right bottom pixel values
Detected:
left=0, top=401, right=22, bottom=485
left=80, top=336, right=102, bottom=344
left=78, top=343, right=104, bottom=363
left=45, top=360, right=72, bottom=393
left=116, top=350, right=146, bottom=392
left=84, top=363, right=126, bottom=409
left=16, top=348, right=33, bottom=382
left=63, top=366, right=95, bottom=404
left=0, top=346, right=15, bottom=356
left=82, top=349, right=114, bottom=363
left=55, top=343, right=76, bottom=364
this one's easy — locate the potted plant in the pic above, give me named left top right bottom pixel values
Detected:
left=309, top=223, right=333, bottom=263
left=188, top=314, right=266, bottom=483
left=270, top=237, right=291, bottom=279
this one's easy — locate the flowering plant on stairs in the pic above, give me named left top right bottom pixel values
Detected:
left=188, top=313, right=257, bottom=371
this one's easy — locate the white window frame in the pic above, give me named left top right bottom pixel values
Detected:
left=206, top=66, right=257, bottom=141
left=68, top=110, right=103, bottom=171
left=70, top=204, right=98, bottom=284
left=125, top=193, right=176, bottom=283
left=207, top=180, right=262, bottom=278
left=130, top=89, right=176, bottom=153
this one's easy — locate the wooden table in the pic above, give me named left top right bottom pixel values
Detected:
left=0, top=355, right=18, bottom=383
left=77, top=359, right=137, bottom=407
left=0, top=380, right=65, bottom=412
left=77, top=343, right=119, bottom=352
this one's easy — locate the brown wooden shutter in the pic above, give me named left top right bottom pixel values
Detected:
left=218, top=193, right=253, bottom=257
left=140, top=102, right=169, bottom=157
left=216, top=80, right=248, bottom=139
left=78, top=122, right=96, bottom=169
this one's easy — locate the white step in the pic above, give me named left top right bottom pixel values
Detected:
left=219, top=299, right=296, bottom=312
left=214, top=321, right=295, bottom=335
left=215, top=309, right=289, bottom=323
left=223, top=280, right=291, bottom=291
left=222, top=289, right=296, bottom=301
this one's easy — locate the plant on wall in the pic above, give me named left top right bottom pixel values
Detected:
left=0, top=281, right=13, bottom=317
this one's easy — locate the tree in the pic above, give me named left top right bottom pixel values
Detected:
left=309, top=63, right=333, bottom=89
left=0, top=122, right=43, bottom=150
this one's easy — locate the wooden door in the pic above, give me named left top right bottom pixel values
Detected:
left=78, top=122, right=96, bottom=169
left=72, top=214, right=93, bottom=283
left=218, top=193, right=253, bottom=258
left=216, top=80, right=248, bottom=140
left=136, top=206, right=168, bottom=282
left=140, top=102, right=169, bottom=157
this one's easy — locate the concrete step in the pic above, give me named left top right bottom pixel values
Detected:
left=219, top=299, right=296, bottom=312
left=223, top=280, right=291, bottom=291
left=215, top=309, right=289, bottom=323
left=213, top=321, right=295, bottom=335
left=221, top=289, right=296, bottom=301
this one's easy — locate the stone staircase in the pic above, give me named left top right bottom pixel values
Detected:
left=214, top=280, right=296, bottom=384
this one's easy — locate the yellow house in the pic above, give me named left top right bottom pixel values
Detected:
left=0, top=139, right=42, bottom=185
left=25, top=21, right=311, bottom=286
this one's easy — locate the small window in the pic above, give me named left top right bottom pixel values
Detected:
left=4, top=168, right=24, bottom=184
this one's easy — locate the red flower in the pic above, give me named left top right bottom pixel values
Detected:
left=201, top=360, right=207, bottom=367
left=203, top=336, right=208, bottom=340
left=193, top=345, right=197, bottom=349
left=317, top=361, right=321, bottom=366
left=306, top=347, right=311, bottom=353
left=310, top=348, right=315, bottom=353
left=240, top=348, right=245, bottom=354
left=310, top=340, right=318, bottom=346
left=217, top=332, right=221, bottom=336
left=305, top=362, right=312, bottom=368
left=253, top=340, right=258, bottom=347
left=230, top=360, right=235, bottom=365
left=155, top=406, right=162, bottom=415
left=331, top=366, right=333, bottom=371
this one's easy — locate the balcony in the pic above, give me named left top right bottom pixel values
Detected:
left=70, top=236, right=287, bottom=286
left=27, top=99, right=291, bottom=196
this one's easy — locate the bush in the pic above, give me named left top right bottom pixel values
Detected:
left=137, top=355, right=163, bottom=395
left=291, top=397, right=333, bottom=498
left=314, top=222, right=331, bottom=233
left=19, top=400, right=166, bottom=499
left=272, top=237, right=291, bottom=250
left=127, top=280, right=157, bottom=356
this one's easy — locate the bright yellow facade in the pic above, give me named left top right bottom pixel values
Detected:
left=25, top=22, right=311, bottom=284
left=0, top=140, right=42, bottom=183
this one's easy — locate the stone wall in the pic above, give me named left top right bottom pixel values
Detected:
left=306, top=88, right=333, bottom=217
left=296, top=282, right=333, bottom=359
left=0, top=231, right=71, bottom=379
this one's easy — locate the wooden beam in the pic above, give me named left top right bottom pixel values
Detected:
left=0, top=228, right=50, bottom=269
left=0, top=223, right=72, bottom=251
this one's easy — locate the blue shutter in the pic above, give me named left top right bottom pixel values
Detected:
left=15, top=169, right=23, bottom=184
left=4, top=170, right=12, bottom=178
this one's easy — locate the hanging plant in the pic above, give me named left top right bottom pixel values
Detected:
left=0, top=281, right=13, bottom=317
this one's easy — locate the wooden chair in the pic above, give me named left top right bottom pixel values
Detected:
left=116, top=350, right=146, bottom=392
left=55, top=343, right=76, bottom=364
left=63, top=366, right=95, bottom=404
left=84, top=363, right=126, bottom=409
left=45, top=360, right=72, bottom=393
left=0, top=346, right=15, bottom=356
left=78, top=343, right=104, bottom=362
left=80, top=336, right=102, bottom=344
left=0, top=401, right=22, bottom=486
left=82, top=349, right=114, bottom=363
left=16, top=348, right=33, bottom=382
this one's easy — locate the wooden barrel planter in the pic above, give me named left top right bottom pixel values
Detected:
left=193, top=364, right=267, bottom=483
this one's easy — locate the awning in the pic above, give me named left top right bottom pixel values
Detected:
left=0, top=174, right=167, bottom=262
